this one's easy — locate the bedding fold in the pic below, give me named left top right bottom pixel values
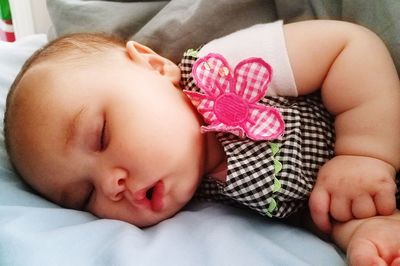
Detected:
left=47, top=0, right=400, bottom=70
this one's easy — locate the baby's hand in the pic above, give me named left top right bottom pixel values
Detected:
left=333, top=212, right=400, bottom=266
left=309, top=155, right=397, bottom=233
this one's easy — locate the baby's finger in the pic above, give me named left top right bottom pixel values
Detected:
left=309, top=187, right=331, bottom=233
left=348, top=239, right=386, bottom=266
left=351, top=194, right=376, bottom=219
left=330, top=196, right=352, bottom=222
left=375, top=190, right=396, bottom=216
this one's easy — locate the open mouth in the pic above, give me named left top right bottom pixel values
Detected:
left=146, top=186, right=154, bottom=200
left=136, top=181, right=164, bottom=212
left=151, top=181, right=164, bottom=212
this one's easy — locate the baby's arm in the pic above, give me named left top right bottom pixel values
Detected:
left=283, top=20, right=400, bottom=232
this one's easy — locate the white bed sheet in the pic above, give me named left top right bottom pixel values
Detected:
left=0, top=35, right=346, bottom=266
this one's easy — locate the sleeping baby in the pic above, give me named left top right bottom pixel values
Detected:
left=4, top=20, right=400, bottom=265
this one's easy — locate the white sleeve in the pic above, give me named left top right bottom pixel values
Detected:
left=198, top=20, right=298, bottom=96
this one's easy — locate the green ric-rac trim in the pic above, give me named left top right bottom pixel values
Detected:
left=184, top=48, right=199, bottom=58
left=264, top=142, right=282, bottom=216
left=269, top=142, right=279, bottom=156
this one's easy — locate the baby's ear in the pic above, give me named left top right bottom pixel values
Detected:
left=126, top=41, right=181, bottom=85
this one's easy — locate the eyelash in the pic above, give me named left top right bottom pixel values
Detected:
left=99, top=119, right=107, bottom=151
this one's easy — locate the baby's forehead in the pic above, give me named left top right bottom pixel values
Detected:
left=16, top=62, right=61, bottom=99
left=14, top=45, right=129, bottom=106
left=10, top=63, right=77, bottom=123
left=20, top=53, right=96, bottom=86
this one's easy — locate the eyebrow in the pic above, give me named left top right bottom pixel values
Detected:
left=65, top=106, right=87, bottom=147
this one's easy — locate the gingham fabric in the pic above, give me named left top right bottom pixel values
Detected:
left=185, top=53, right=285, bottom=141
left=180, top=50, right=400, bottom=218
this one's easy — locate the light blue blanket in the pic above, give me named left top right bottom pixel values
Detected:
left=0, top=35, right=345, bottom=265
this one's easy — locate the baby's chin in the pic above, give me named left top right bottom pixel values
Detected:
left=130, top=202, right=188, bottom=228
left=131, top=209, right=181, bottom=228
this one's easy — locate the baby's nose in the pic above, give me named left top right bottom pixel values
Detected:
left=103, top=168, right=128, bottom=201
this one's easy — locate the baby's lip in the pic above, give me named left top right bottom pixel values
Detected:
left=149, top=181, right=164, bottom=212
left=133, top=181, right=164, bottom=212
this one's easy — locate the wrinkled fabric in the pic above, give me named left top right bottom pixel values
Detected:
left=47, top=0, right=400, bottom=71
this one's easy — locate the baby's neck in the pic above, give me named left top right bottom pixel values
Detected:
left=203, top=132, right=227, bottom=182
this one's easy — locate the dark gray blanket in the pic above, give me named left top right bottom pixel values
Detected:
left=47, top=0, right=400, bottom=71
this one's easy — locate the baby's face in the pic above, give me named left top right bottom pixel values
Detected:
left=12, top=44, right=208, bottom=227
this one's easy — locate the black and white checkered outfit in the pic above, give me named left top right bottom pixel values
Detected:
left=180, top=51, right=335, bottom=218
left=180, top=51, right=400, bottom=218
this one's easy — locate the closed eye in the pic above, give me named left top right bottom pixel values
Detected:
left=99, top=118, right=107, bottom=151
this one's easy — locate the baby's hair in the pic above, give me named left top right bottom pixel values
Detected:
left=3, top=32, right=126, bottom=174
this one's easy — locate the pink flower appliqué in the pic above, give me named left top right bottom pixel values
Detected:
left=184, top=53, right=285, bottom=140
